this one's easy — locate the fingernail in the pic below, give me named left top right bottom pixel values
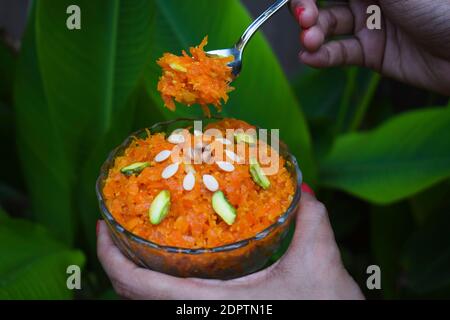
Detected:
left=96, top=220, right=100, bottom=236
left=301, top=183, right=315, bottom=196
left=295, top=7, right=305, bottom=23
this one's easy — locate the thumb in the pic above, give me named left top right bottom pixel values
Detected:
left=280, top=185, right=341, bottom=268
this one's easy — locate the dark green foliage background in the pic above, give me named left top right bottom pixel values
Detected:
left=0, top=0, right=449, bottom=299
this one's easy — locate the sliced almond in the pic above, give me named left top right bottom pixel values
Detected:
left=162, top=162, right=180, bottom=179
left=182, top=147, right=194, bottom=161
left=154, top=150, right=172, bottom=163
left=203, top=143, right=212, bottom=152
left=167, top=134, right=185, bottom=144
left=202, top=150, right=213, bottom=164
left=183, top=172, right=196, bottom=191
left=192, top=148, right=203, bottom=163
left=183, top=163, right=196, bottom=174
left=203, top=175, right=219, bottom=192
left=216, top=138, right=232, bottom=145
left=194, top=142, right=205, bottom=151
left=225, top=150, right=240, bottom=163
left=216, top=161, right=235, bottom=172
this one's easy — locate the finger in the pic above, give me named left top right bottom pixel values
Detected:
left=290, top=0, right=319, bottom=28
left=97, top=221, right=279, bottom=299
left=97, top=221, right=200, bottom=299
left=301, top=6, right=355, bottom=52
left=300, top=38, right=365, bottom=68
left=291, top=193, right=335, bottom=249
left=318, top=6, right=354, bottom=36
left=96, top=220, right=141, bottom=280
left=97, top=221, right=150, bottom=298
left=280, top=192, right=340, bottom=269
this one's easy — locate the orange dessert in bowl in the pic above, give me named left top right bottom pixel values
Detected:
left=96, top=118, right=302, bottom=279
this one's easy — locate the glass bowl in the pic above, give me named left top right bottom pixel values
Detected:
left=96, top=118, right=303, bottom=279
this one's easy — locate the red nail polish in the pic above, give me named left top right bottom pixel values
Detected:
left=301, top=183, right=315, bottom=196
left=96, top=220, right=100, bottom=236
left=295, top=7, right=305, bottom=22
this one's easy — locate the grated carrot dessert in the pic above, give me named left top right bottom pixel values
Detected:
left=157, top=37, right=234, bottom=117
left=103, top=119, right=295, bottom=249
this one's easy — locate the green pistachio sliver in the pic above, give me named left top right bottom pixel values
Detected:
left=249, top=158, right=270, bottom=190
left=212, top=191, right=236, bottom=226
left=169, top=62, right=187, bottom=72
left=234, top=132, right=256, bottom=145
left=120, top=162, right=151, bottom=176
left=149, top=190, right=171, bottom=225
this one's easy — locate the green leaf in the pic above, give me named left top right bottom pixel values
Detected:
left=409, top=180, right=450, bottom=226
left=291, top=67, right=346, bottom=121
left=0, top=101, right=24, bottom=190
left=144, top=0, right=316, bottom=182
left=403, top=207, right=450, bottom=294
left=335, top=68, right=379, bottom=133
left=16, top=1, right=156, bottom=251
left=290, top=67, right=346, bottom=159
left=320, top=107, right=450, bottom=204
left=98, top=288, right=119, bottom=300
left=348, top=73, right=381, bottom=132
left=370, top=203, right=414, bottom=298
left=0, top=207, right=7, bottom=220
left=15, top=8, right=75, bottom=243
left=335, top=67, right=358, bottom=133
left=290, top=67, right=380, bottom=159
left=0, top=43, right=21, bottom=189
left=0, top=210, right=85, bottom=299
left=325, top=192, right=363, bottom=239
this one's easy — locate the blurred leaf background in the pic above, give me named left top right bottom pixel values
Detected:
left=0, top=0, right=449, bottom=299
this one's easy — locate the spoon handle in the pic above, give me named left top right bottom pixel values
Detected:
left=236, top=0, right=290, bottom=52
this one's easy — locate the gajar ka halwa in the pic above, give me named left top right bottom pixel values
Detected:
left=102, top=119, right=295, bottom=249
left=157, top=36, right=234, bottom=117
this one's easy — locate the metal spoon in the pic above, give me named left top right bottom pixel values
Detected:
left=206, top=0, right=290, bottom=77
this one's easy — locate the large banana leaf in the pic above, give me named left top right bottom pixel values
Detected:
left=320, top=107, right=450, bottom=204
left=0, top=42, right=20, bottom=189
left=0, top=208, right=85, bottom=299
left=15, top=9, right=75, bottom=243
left=16, top=0, right=156, bottom=249
left=410, top=180, right=450, bottom=226
left=144, top=0, right=316, bottom=182
left=403, top=207, right=450, bottom=294
left=370, top=204, right=413, bottom=298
